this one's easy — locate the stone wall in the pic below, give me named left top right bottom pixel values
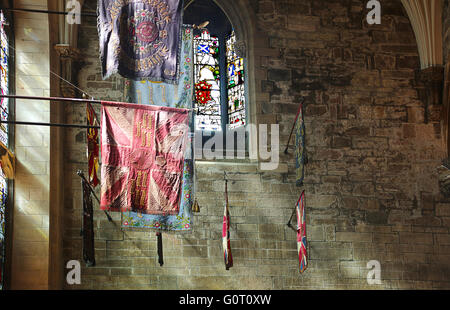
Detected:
left=62, top=0, right=450, bottom=289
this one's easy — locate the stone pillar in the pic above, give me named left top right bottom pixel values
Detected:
left=11, top=1, right=50, bottom=290
left=48, top=26, right=82, bottom=290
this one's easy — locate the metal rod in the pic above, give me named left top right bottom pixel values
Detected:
left=5, top=8, right=97, bottom=17
left=0, top=120, right=100, bottom=129
left=77, top=170, right=100, bottom=203
left=0, top=94, right=102, bottom=105
left=0, top=95, right=197, bottom=111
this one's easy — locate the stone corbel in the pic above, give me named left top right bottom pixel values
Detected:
left=54, top=44, right=82, bottom=62
left=414, top=66, right=444, bottom=123
left=60, top=83, right=77, bottom=98
left=54, top=44, right=83, bottom=98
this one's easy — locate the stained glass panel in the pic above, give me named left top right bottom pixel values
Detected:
left=193, top=30, right=221, bottom=131
left=0, top=12, right=8, bottom=146
left=0, top=11, right=8, bottom=291
left=226, top=31, right=245, bottom=129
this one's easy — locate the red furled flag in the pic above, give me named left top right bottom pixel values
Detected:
left=222, top=177, right=233, bottom=270
left=86, top=103, right=100, bottom=188
left=296, top=190, right=307, bottom=273
left=100, top=101, right=189, bottom=215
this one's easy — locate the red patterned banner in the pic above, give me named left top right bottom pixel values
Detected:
left=100, top=101, right=189, bottom=215
left=86, top=103, right=100, bottom=188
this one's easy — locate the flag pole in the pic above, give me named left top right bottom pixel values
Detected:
left=76, top=170, right=113, bottom=222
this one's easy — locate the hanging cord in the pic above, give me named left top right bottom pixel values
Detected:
left=50, top=71, right=95, bottom=100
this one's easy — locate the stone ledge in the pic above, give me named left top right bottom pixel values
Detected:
left=195, top=160, right=289, bottom=174
left=195, top=159, right=259, bottom=173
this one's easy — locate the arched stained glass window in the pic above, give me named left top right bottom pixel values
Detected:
left=193, top=29, right=247, bottom=132
left=186, top=0, right=248, bottom=145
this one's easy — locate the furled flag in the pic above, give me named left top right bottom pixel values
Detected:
left=86, top=103, right=100, bottom=188
left=81, top=177, right=95, bottom=267
left=97, top=0, right=183, bottom=82
left=294, top=103, right=307, bottom=187
left=100, top=101, right=189, bottom=215
left=223, top=176, right=233, bottom=270
left=296, top=190, right=307, bottom=273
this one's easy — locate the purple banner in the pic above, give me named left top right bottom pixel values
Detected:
left=98, top=0, right=183, bottom=82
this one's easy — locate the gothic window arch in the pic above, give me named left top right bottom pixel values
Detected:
left=184, top=0, right=248, bottom=156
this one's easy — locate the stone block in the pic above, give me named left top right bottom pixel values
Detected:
left=436, top=203, right=450, bottom=217
left=399, top=232, right=433, bottom=244
left=336, top=232, right=373, bottom=243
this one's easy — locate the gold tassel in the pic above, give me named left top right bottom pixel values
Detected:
left=192, top=198, right=200, bottom=213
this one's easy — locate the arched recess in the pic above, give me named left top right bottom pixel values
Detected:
left=401, top=0, right=443, bottom=69
left=400, top=0, right=449, bottom=157
left=402, top=0, right=443, bottom=69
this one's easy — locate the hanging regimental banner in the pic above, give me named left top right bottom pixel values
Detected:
left=98, top=0, right=183, bottom=82
left=100, top=101, right=189, bottom=215
left=124, top=26, right=194, bottom=108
